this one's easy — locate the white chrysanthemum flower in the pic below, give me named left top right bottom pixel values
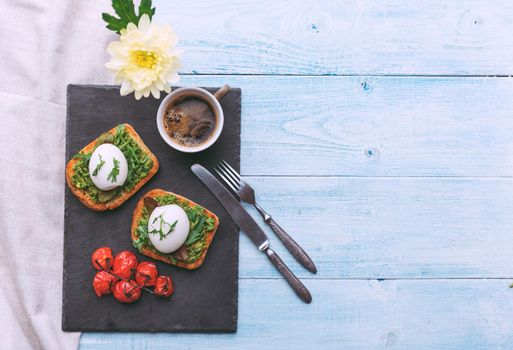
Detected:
left=106, top=14, right=182, bottom=100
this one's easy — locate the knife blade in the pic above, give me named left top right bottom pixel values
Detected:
left=191, top=164, right=312, bottom=303
left=191, top=164, right=268, bottom=249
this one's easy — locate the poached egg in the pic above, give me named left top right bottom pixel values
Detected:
left=88, top=143, right=128, bottom=191
left=148, top=204, right=190, bottom=253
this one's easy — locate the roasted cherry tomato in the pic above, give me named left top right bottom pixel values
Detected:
left=112, top=251, right=138, bottom=279
left=112, top=280, right=141, bottom=303
left=91, top=247, right=113, bottom=271
left=92, top=271, right=117, bottom=298
left=135, top=261, right=158, bottom=287
left=154, top=276, right=174, bottom=298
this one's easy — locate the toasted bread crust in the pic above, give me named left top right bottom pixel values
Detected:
left=65, top=124, right=159, bottom=211
left=131, top=189, right=219, bottom=270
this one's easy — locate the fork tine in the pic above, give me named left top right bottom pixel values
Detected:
left=218, top=162, right=240, bottom=187
left=214, top=168, right=239, bottom=194
left=221, top=160, right=241, bottom=180
left=214, top=166, right=240, bottom=193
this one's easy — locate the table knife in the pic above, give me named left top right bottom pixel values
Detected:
left=191, top=164, right=312, bottom=303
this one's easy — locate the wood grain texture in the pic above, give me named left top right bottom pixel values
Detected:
left=81, top=279, right=513, bottom=350
left=234, top=176, right=513, bottom=279
left=176, top=74, right=513, bottom=176
left=154, top=0, right=513, bottom=75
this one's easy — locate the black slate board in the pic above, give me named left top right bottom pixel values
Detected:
left=62, top=85, right=240, bottom=332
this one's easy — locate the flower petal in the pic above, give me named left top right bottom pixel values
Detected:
left=138, top=14, right=151, bottom=34
left=126, top=22, right=137, bottom=32
left=150, top=87, right=160, bottom=99
left=166, top=72, right=180, bottom=84
left=120, top=81, right=134, bottom=96
left=106, top=41, right=122, bottom=55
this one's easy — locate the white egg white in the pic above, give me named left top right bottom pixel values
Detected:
left=88, top=144, right=128, bottom=191
left=148, top=204, right=190, bottom=254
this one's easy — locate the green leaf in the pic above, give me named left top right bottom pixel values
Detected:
left=184, top=216, right=206, bottom=246
left=102, top=0, right=156, bottom=34
left=138, top=0, right=156, bottom=18
left=101, top=13, right=126, bottom=34
left=112, top=0, right=137, bottom=24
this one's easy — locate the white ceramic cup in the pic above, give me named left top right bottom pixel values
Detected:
left=156, top=85, right=230, bottom=153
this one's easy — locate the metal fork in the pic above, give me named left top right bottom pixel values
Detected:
left=215, top=160, right=317, bottom=273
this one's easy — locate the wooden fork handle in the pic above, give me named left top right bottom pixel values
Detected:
left=254, top=203, right=317, bottom=274
left=266, top=217, right=318, bottom=274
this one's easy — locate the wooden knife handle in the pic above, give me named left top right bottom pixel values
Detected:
left=266, top=217, right=317, bottom=274
left=265, top=248, right=312, bottom=304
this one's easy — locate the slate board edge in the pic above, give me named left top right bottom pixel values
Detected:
left=61, top=84, right=73, bottom=332
left=62, top=84, right=240, bottom=333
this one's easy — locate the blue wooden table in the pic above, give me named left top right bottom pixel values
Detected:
left=81, top=1, right=513, bottom=348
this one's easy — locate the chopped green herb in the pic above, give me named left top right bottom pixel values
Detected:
left=92, top=154, right=105, bottom=176
left=152, top=213, right=163, bottom=225
left=107, top=157, right=120, bottom=183
left=149, top=213, right=178, bottom=240
left=133, top=225, right=149, bottom=251
left=73, top=152, right=91, bottom=162
left=184, top=216, right=205, bottom=246
left=169, top=220, right=178, bottom=232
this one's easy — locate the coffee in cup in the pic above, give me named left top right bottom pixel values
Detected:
left=156, top=85, right=230, bottom=153
left=163, top=96, right=216, bottom=147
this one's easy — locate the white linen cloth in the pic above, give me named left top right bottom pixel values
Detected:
left=0, top=1, right=118, bottom=349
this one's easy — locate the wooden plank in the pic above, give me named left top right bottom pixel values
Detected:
left=80, top=279, right=513, bottom=349
left=232, top=176, right=512, bottom=279
left=178, top=75, right=513, bottom=176
left=155, top=0, right=513, bottom=75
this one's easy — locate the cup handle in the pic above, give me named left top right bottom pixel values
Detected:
left=213, top=84, right=231, bottom=101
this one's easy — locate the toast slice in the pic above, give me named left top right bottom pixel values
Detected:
left=131, top=189, right=219, bottom=270
left=65, top=123, right=159, bottom=211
